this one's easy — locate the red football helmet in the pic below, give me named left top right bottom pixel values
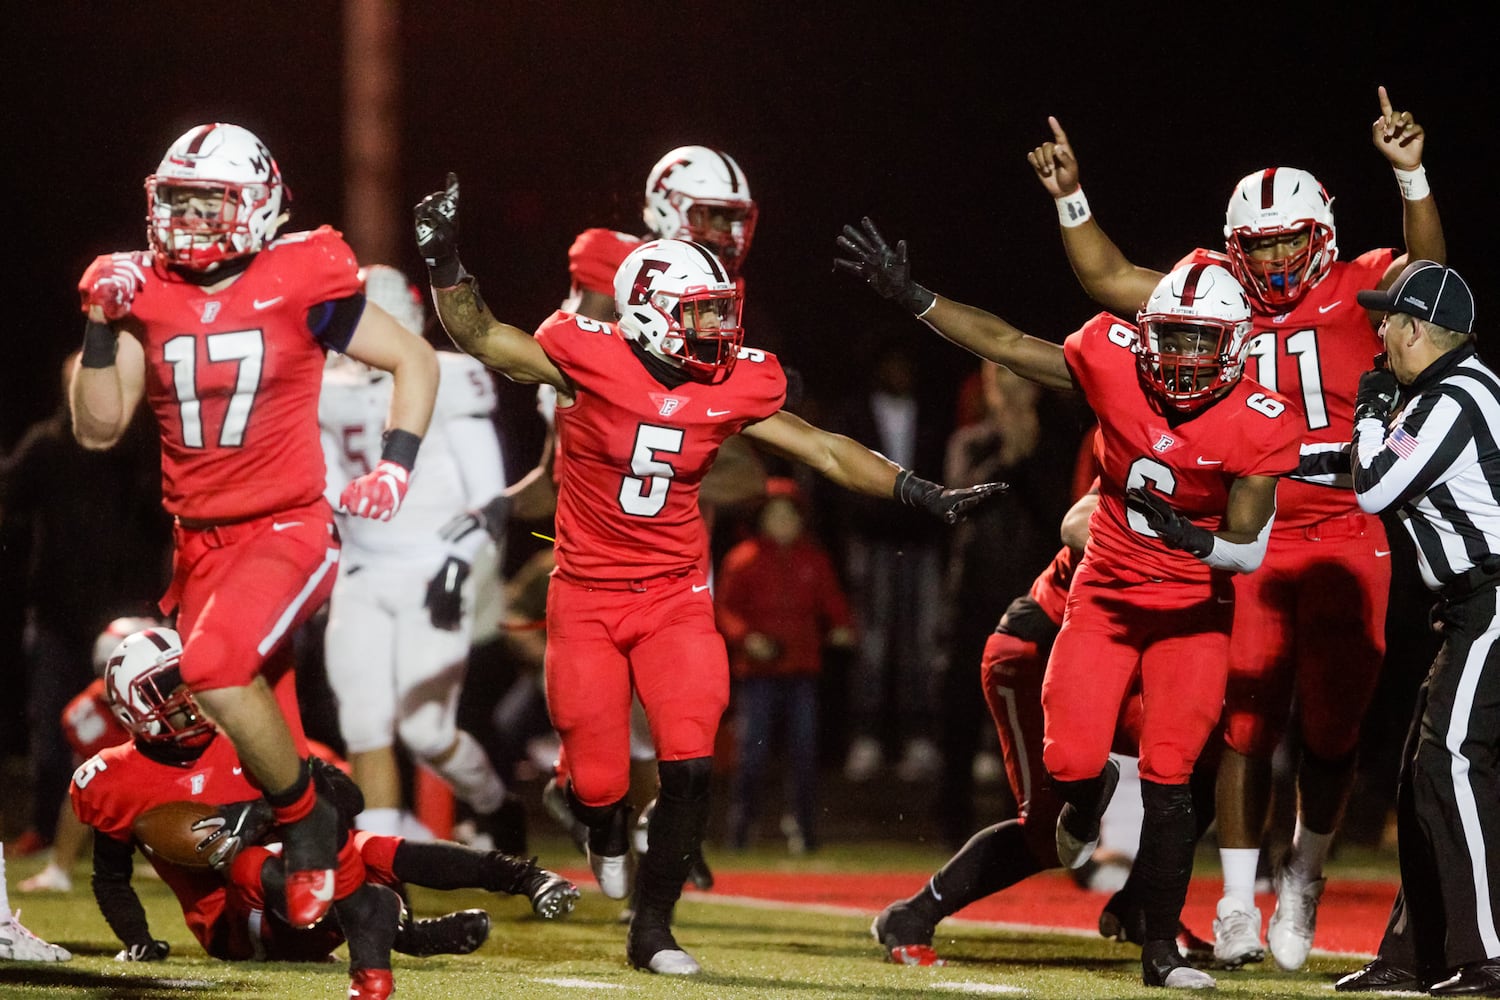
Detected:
left=145, top=123, right=287, bottom=272
left=1136, top=262, right=1254, bottom=412
left=1223, top=167, right=1337, bottom=311
left=104, top=627, right=215, bottom=747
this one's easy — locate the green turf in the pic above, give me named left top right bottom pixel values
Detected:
left=0, top=841, right=1379, bottom=999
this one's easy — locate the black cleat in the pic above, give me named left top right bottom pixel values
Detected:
left=1142, top=937, right=1215, bottom=989
left=513, top=858, right=580, bottom=919
left=394, top=907, right=491, bottom=957
left=1334, top=957, right=1423, bottom=992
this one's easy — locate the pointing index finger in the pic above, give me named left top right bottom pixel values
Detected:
left=1377, top=85, right=1393, bottom=119
left=1048, top=115, right=1069, bottom=145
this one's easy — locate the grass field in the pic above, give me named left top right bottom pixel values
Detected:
left=0, top=832, right=1390, bottom=1000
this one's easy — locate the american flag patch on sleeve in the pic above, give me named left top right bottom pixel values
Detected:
left=1387, top=426, right=1419, bottom=460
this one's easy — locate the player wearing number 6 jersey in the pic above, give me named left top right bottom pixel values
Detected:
left=837, top=220, right=1301, bottom=989
left=69, top=122, right=440, bottom=946
left=413, top=174, right=1005, bottom=977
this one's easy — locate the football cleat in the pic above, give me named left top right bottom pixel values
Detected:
left=871, top=902, right=944, bottom=966
left=627, top=914, right=701, bottom=975
left=394, top=907, right=490, bottom=957
left=347, top=967, right=394, bottom=1000
left=1055, top=758, right=1120, bottom=869
left=587, top=847, right=636, bottom=900
left=1266, top=865, right=1325, bottom=971
left=1334, top=957, right=1423, bottom=992
left=1143, top=938, right=1216, bottom=989
left=0, top=910, right=71, bottom=962
left=18, top=863, right=72, bottom=894
left=1098, top=889, right=1213, bottom=963
left=1211, top=895, right=1265, bottom=968
left=281, top=795, right=340, bottom=928
left=513, top=861, right=580, bottom=919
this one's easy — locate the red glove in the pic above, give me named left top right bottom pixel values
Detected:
left=79, top=254, right=148, bottom=321
left=339, top=460, right=411, bottom=521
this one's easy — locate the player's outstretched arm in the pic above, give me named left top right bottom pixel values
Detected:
left=413, top=173, right=570, bottom=391
left=834, top=217, right=1075, bottom=392
left=89, top=830, right=169, bottom=961
left=741, top=409, right=1005, bottom=524
left=1027, top=116, right=1161, bottom=315
left=1370, top=85, right=1446, bottom=278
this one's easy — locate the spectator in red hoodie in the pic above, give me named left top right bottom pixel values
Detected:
left=717, top=478, right=855, bottom=853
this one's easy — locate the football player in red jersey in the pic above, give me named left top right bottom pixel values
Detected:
left=72, top=627, right=578, bottom=998
left=838, top=224, right=1303, bottom=989
left=1027, top=85, right=1446, bottom=970
left=69, top=123, right=441, bottom=937
left=413, top=175, right=1004, bottom=976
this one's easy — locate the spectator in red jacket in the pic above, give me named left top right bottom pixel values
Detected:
left=717, top=478, right=855, bottom=853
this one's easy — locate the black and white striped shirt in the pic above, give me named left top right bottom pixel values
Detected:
left=1354, top=345, right=1500, bottom=592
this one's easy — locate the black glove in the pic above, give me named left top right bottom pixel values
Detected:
left=895, top=470, right=1008, bottom=525
left=834, top=217, right=937, bottom=315
left=191, top=798, right=275, bottom=871
left=1125, top=487, right=1214, bottom=558
left=440, top=493, right=511, bottom=550
left=310, top=753, right=365, bottom=828
left=425, top=555, right=470, bottom=631
left=1354, top=366, right=1400, bottom=424
left=414, top=172, right=463, bottom=287
left=115, top=939, right=171, bottom=962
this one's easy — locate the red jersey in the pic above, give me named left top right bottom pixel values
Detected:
left=61, top=678, right=129, bottom=762
left=567, top=228, right=644, bottom=297
left=535, top=311, right=785, bottom=581
left=70, top=732, right=263, bottom=949
left=1064, top=313, right=1303, bottom=585
left=91, top=227, right=362, bottom=522
left=1179, top=248, right=1394, bottom=528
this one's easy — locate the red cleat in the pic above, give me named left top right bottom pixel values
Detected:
left=284, top=868, right=336, bottom=929
left=888, top=943, right=946, bottom=966
left=348, top=967, right=394, bottom=999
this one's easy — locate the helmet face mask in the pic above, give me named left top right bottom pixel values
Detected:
left=614, top=239, right=744, bottom=384
left=104, top=628, right=215, bottom=747
left=1223, top=167, right=1337, bottom=311
left=1136, top=263, right=1254, bottom=413
left=643, top=146, right=757, bottom=277
left=146, top=123, right=286, bottom=272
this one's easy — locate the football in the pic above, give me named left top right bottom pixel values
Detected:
left=132, top=800, right=220, bottom=870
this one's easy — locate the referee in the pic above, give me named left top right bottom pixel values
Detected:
left=1336, top=260, right=1500, bottom=996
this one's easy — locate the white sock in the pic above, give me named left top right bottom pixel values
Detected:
left=429, top=730, right=506, bottom=815
left=1220, top=848, right=1261, bottom=908
left=355, top=807, right=404, bottom=837
left=1286, top=819, right=1333, bottom=882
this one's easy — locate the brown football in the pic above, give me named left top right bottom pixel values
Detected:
left=132, top=800, right=220, bottom=870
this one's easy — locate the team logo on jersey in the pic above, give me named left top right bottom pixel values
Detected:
left=649, top=392, right=688, bottom=417
left=201, top=301, right=221, bottom=324
left=1151, top=432, right=1177, bottom=453
left=190, top=773, right=206, bottom=795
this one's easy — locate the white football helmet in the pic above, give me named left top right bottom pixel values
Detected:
left=92, top=616, right=164, bottom=678
left=1136, top=262, right=1254, bottom=412
left=146, top=123, right=286, bottom=271
left=104, top=627, right=215, bottom=746
left=614, top=239, right=744, bottom=385
left=360, top=264, right=426, bottom=337
left=643, top=146, right=758, bottom=276
left=1223, top=167, right=1337, bottom=311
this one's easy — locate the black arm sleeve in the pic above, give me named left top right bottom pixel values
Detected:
left=92, top=832, right=155, bottom=948
left=307, top=291, right=367, bottom=352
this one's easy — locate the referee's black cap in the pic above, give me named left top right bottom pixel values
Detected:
left=1358, top=260, right=1475, bottom=334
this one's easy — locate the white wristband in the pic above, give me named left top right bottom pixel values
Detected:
left=1056, top=189, right=1091, bottom=228
left=1394, top=165, right=1430, bottom=201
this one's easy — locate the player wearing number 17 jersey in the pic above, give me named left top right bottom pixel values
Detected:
left=837, top=219, right=1300, bottom=989
left=413, top=174, right=1004, bottom=977
left=70, top=122, right=440, bottom=945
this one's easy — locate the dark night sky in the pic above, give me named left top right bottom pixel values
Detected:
left=10, top=3, right=1498, bottom=476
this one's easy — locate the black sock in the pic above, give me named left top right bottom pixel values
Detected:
left=1051, top=770, right=1108, bottom=815
left=334, top=883, right=400, bottom=973
left=1133, top=779, right=1196, bottom=942
left=392, top=840, right=531, bottom=893
left=914, top=820, right=1045, bottom=924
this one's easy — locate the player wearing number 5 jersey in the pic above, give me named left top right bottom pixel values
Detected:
left=837, top=221, right=1301, bottom=989
left=413, top=174, right=1004, bottom=977
left=69, top=122, right=440, bottom=950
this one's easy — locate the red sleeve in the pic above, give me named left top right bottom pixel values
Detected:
left=568, top=229, right=641, bottom=295
left=268, top=226, right=363, bottom=305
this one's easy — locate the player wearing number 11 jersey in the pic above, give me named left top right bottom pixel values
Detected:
left=837, top=219, right=1300, bottom=988
left=414, top=173, right=1005, bottom=977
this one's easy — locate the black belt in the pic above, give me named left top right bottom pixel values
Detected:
left=1440, top=554, right=1500, bottom=603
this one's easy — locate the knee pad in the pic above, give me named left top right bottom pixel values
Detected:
left=657, top=756, right=713, bottom=801
left=396, top=704, right=457, bottom=762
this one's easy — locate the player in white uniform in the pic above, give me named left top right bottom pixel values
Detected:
left=319, top=265, right=519, bottom=849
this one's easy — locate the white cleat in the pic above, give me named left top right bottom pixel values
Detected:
left=1161, top=966, right=1217, bottom=989
left=0, top=910, right=72, bottom=962
left=641, top=947, right=701, bottom=975
left=587, top=848, right=636, bottom=900
left=1211, top=896, right=1265, bottom=968
left=18, top=863, right=72, bottom=894
left=1266, top=866, right=1325, bottom=971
